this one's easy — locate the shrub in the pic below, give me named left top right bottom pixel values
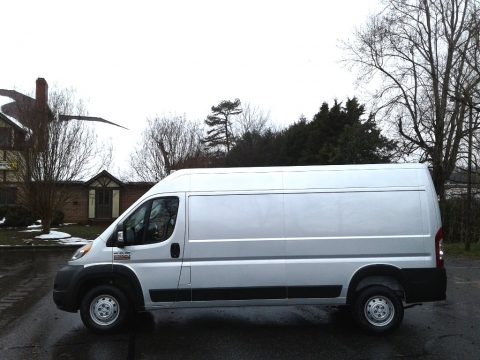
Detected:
left=0, top=206, right=7, bottom=220
left=51, top=210, right=65, bottom=226
left=0, top=206, right=35, bottom=227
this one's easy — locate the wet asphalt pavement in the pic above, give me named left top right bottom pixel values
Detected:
left=0, top=249, right=479, bottom=360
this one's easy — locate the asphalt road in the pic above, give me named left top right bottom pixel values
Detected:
left=0, top=249, right=479, bottom=360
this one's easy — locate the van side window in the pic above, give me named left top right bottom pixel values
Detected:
left=123, top=197, right=180, bottom=246
left=145, top=197, right=179, bottom=244
left=124, top=202, right=150, bottom=245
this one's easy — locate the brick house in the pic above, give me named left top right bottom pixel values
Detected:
left=0, top=92, right=30, bottom=206
left=61, top=170, right=153, bottom=224
left=0, top=78, right=153, bottom=224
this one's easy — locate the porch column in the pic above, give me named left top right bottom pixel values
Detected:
left=88, top=189, right=95, bottom=218
left=112, top=189, right=120, bottom=218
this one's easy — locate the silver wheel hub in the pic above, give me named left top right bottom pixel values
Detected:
left=90, top=295, right=120, bottom=326
left=364, top=296, right=394, bottom=327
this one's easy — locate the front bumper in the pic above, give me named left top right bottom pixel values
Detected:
left=53, top=264, right=84, bottom=312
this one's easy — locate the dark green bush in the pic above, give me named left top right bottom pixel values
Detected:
left=0, top=206, right=35, bottom=227
left=51, top=210, right=65, bottom=226
left=0, top=206, right=7, bottom=220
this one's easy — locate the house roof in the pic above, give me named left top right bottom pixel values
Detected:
left=85, top=170, right=124, bottom=187
left=1, top=79, right=126, bottom=141
left=0, top=94, right=29, bottom=134
left=0, top=89, right=54, bottom=130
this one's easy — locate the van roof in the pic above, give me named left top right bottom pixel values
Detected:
left=170, top=163, right=427, bottom=176
left=143, top=163, right=429, bottom=195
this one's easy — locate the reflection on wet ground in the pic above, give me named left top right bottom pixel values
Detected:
left=0, top=249, right=72, bottom=331
left=0, top=251, right=479, bottom=359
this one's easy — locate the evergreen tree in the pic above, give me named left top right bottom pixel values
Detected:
left=226, top=98, right=396, bottom=167
left=203, top=99, right=242, bottom=153
left=226, top=130, right=283, bottom=167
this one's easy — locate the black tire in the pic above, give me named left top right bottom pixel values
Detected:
left=352, top=285, right=404, bottom=334
left=80, top=285, right=130, bottom=333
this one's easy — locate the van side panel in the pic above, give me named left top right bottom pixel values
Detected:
left=284, top=189, right=429, bottom=301
left=187, top=193, right=287, bottom=302
left=282, top=168, right=420, bottom=190
left=190, top=172, right=283, bottom=192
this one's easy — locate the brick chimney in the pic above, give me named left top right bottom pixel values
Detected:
left=35, top=78, right=48, bottom=112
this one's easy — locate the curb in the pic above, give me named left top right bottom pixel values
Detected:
left=0, top=244, right=84, bottom=251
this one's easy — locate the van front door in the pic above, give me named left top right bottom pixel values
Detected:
left=112, top=194, right=186, bottom=307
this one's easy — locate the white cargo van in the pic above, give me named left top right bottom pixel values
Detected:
left=53, top=164, right=446, bottom=334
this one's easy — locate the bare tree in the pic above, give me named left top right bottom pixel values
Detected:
left=16, top=88, right=111, bottom=233
left=344, top=0, right=480, bottom=205
left=130, top=115, right=204, bottom=182
left=233, top=102, right=271, bottom=137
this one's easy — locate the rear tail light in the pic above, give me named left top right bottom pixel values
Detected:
left=435, top=228, right=444, bottom=268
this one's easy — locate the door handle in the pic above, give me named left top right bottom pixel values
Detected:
left=170, top=243, right=180, bottom=258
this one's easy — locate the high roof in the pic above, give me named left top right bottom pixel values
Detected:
left=140, top=163, right=429, bottom=196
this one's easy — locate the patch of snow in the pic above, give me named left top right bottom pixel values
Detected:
left=61, top=223, right=77, bottom=226
left=19, top=229, right=42, bottom=233
left=0, top=217, right=5, bottom=225
left=57, top=238, right=91, bottom=245
left=27, top=220, right=42, bottom=229
left=35, top=231, right=71, bottom=240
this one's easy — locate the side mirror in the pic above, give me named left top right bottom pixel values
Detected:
left=116, top=223, right=125, bottom=248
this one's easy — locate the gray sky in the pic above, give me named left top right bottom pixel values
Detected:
left=1, top=0, right=380, bottom=176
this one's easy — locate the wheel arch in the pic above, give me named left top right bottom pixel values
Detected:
left=347, top=264, right=405, bottom=304
left=74, top=264, right=145, bottom=311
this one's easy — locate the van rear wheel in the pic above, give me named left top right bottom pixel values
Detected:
left=353, top=285, right=404, bottom=334
left=80, top=285, right=130, bottom=333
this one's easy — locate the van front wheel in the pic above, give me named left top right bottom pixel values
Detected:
left=353, top=285, right=404, bottom=334
left=80, top=285, right=130, bottom=333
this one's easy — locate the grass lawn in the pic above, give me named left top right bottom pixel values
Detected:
left=444, top=242, right=480, bottom=259
left=0, top=224, right=109, bottom=246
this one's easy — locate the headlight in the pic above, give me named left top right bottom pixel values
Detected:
left=71, top=242, right=92, bottom=261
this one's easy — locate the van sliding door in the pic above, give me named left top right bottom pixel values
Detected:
left=186, top=193, right=286, bottom=304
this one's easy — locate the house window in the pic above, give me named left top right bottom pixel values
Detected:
left=0, top=188, right=16, bottom=205
left=0, top=128, right=12, bottom=147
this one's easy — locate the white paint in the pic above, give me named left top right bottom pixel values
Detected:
left=88, top=189, right=96, bottom=218
left=112, top=189, right=120, bottom=218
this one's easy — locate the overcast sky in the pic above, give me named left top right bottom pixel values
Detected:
left=1, top=0, right=380, bottom=177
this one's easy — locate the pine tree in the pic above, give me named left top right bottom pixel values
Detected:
left=203, top=99, right=242, bottom=153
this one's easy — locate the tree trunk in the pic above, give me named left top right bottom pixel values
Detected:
left=41, top=214, right=53, bottom=234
